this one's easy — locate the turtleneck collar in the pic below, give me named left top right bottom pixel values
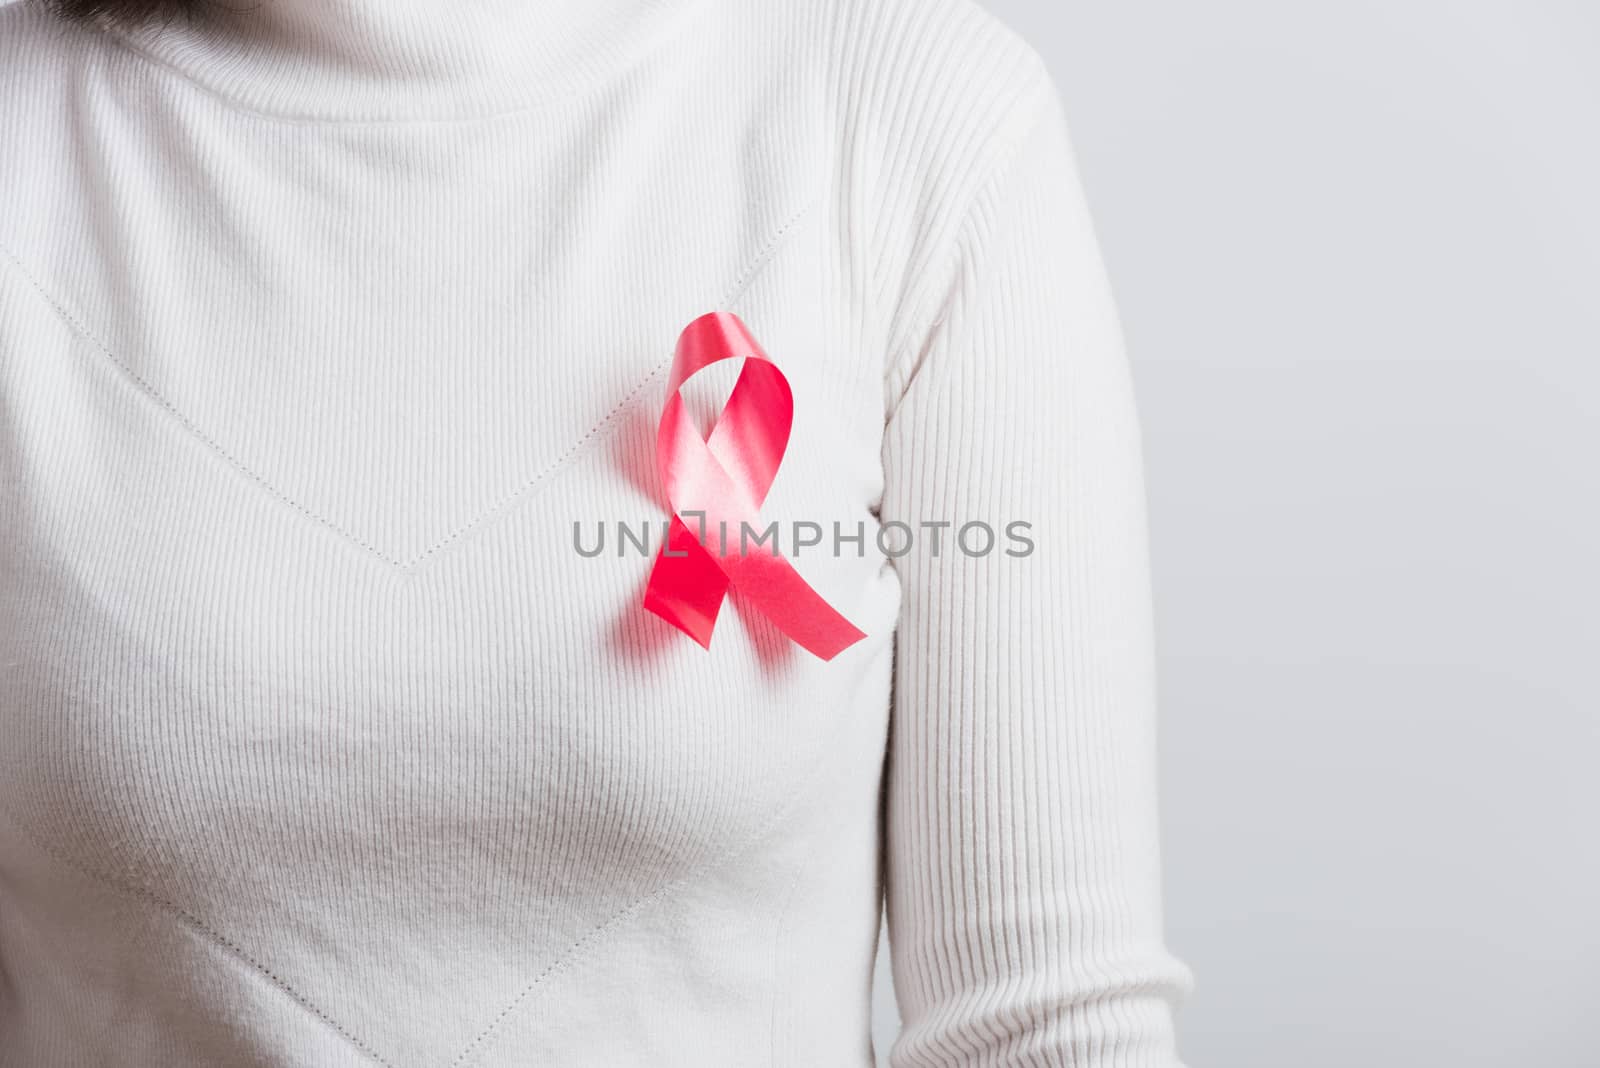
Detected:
left=98, top=0, right=709, bottom=122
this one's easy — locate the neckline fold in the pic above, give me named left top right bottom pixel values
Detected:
left=98, top=0, right=708, bottom=123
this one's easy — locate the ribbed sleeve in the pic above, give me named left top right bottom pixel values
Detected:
left=879, top=65, right=1194, bottom=1067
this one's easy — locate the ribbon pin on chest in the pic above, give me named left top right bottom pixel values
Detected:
left=642, top=311, right=868, bottom=661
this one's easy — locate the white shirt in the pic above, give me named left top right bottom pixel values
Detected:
left=0, top=0, right=1191, bottom=1063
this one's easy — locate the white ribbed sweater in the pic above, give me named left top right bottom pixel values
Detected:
left=0, top=0, right=1191, bottom=1064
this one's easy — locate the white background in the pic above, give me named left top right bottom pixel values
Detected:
left=874, top=2, right=1600, bottom=1065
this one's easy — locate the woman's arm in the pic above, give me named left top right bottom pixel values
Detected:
left=879, top=61, right=1193, bottom=1067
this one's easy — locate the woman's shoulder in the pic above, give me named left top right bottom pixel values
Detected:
left=826, top=0, right=1049, bottom=90
left=800, top=0, right=1059, bottom=222
left=806, top=0, right=1054, bottom=141
left=790, top=0, right=1060, bottom=339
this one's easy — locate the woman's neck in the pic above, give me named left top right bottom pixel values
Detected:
left=98, top=0, right=707, bottom=122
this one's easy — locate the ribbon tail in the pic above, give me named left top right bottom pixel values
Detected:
left=642, top=515, right=729, bottom=649
left=711, top=545, right=868, bottom=661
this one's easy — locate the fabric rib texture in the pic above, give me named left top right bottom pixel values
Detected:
left=0, top=0, right=1192, bottom=1064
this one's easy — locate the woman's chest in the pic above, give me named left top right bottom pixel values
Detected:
left=0, top=176, right=901, bottom=959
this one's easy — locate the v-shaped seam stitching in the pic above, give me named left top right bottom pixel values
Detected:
left=0, top=192, right=820, bottom=578
left=0, top=801, right=395, bottom=1067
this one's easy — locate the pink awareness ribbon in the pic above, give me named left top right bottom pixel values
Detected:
left=642, top=311, right=868, bottom=661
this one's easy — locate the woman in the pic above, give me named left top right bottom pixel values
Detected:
left=0, top=0, right=1192, bottom=1064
